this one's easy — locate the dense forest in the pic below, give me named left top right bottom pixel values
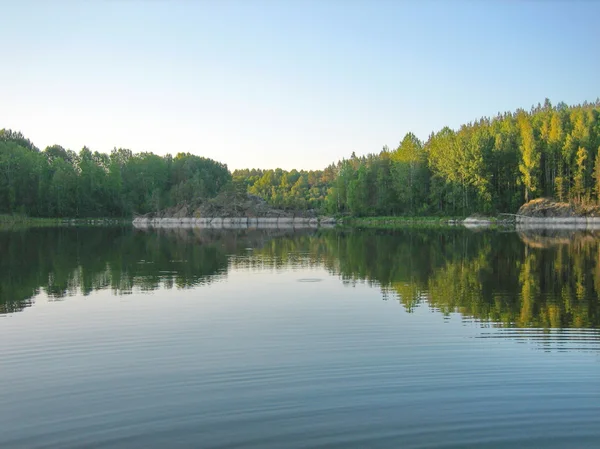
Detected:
left=235, top=99, right=600, bottom=216
left=0, top=131, right=231, bottom=217
left=2, top=98, right=599, bottom=218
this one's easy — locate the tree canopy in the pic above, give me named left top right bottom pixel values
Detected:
left=2, top=98, right=599, bottom=218
left=0, top=132, right=230, bottom=218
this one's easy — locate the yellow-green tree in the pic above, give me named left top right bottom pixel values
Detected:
left=517, top=111, right=540, bottom=202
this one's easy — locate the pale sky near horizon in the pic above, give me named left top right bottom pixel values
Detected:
left=1, top=0, right=599, bottom=170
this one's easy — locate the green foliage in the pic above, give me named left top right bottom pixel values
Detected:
left=517, top=111, right=540, bottom=202
left=0, top=132, right=230, bottom=218
left=2, top=98, right=600, bottom=218
left=317, top=100, right=600, bottom=216
left=232, top=167, right=332, bottom=211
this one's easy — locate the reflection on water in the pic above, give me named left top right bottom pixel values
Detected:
left=2, top=227, right=600, bottom=333
left=1, top=226, right=600, bottom=449
left=477, top=328, right=600, bottom=352
left=0, top=227, right=279, bottom=313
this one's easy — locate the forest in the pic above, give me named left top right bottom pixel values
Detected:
left=1, top=98, right=599, bottom=218
left=0, top=131, right=231, bottom=218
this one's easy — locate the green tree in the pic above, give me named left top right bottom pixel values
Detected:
left=517, top=111, right=540, bottom=203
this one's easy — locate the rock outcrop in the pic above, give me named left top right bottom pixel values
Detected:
left=133, top=191, right=337, bottom=229
left=517, top=198, right=579, bottom=218
left=133, top=216, right=337, bottom=229
left=515, top=198, right=600, bottom=230
left=139, top=191, right=317, bottom=220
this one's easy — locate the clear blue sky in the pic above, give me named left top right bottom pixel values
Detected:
left=1, top=0, right=598, bottom=170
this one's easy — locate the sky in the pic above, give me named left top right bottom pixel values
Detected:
left=1, top=0, right=599, bottom=170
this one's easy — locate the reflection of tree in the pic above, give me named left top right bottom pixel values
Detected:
left=245, top=228, right=600, bottom=329
left=0, top=298, right=33, bottom=315
left=2, top=227, right=600, bottom=330
left=518, top=229, right=600, bottom=249
left=0, top=227, right=234, bottom=313
left=518, top=251, right=537, bottom=326
left=0, top=227, right=323, bottom=314
left=423, top=231, right=599, bottom=329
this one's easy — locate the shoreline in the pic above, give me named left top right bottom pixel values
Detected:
left=515, top=216, right=600, bottom=231
left=338, top=216, right=463, bottom=229
left=132, top=216, right=338, bottom=229
left=0, top=215, right=129, bottom=228
left=6, top=214, right=600, bottom=231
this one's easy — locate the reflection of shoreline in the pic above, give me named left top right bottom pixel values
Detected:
left=133, top=226, right=327, bottom=253
left=518, top=229, right=600, bottom=249
left=3, top=228, right=600, bottom=339
left=133, top=217, right=337, bottom=229
left=516, top=216, right=600, bottom=227
left=0, top=227, right=334, bottom=315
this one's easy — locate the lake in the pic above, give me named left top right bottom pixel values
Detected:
left=1, top=226, right=599, bottom=448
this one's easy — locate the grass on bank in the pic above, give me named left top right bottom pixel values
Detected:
left=339, top=214, right=524, bottom=229
left=0, top=214, right=61, bottom=225
left=0, top=214, right=129, bottom=229
left=338, top=216, right=466, bottom=229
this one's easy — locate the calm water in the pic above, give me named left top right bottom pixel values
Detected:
left=1, top=226, right=599, bottom=448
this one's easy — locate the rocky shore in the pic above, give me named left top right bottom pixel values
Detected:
left=133, top=190, right=338, bottom=229
left=133, top=216, right=338, bottom=229
left=514, top=198, right=600, bottom=230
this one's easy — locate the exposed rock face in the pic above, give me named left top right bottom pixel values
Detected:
left=463, top=216, right=493, bottom=228
left=132, top=216, right=337, bottom=229
left=133, top=192, right=337, bottom=228
left=517, top=198, right=578, bottom=218
left=515, top=198, right=600, bottom=230
left=140, top=192, right=317, bottom=220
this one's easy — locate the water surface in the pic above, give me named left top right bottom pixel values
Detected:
left=1, top=226, right=599, bottom=448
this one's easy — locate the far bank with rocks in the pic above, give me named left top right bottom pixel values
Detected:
left=133, top=216, right=338, bottom=229
left=514, top=198, right=600, bottom=229
left=133, top=192, right=338, bottom=229
left=460, top=198, right=600, bottom=230
left=134, top=193, right=600, bottom=231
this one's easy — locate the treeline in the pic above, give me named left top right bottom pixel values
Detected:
left=2, top=98, right=600, bottom=218
left=0, top=130, right=230, bottom=217
left=236, top=99, right=600, bottom=216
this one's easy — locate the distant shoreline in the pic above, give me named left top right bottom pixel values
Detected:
left=133, top=216, right=337, bottom=229
left=0, top=215, right=128, bottom=228
left=6, top=212, right=600, bottom=232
